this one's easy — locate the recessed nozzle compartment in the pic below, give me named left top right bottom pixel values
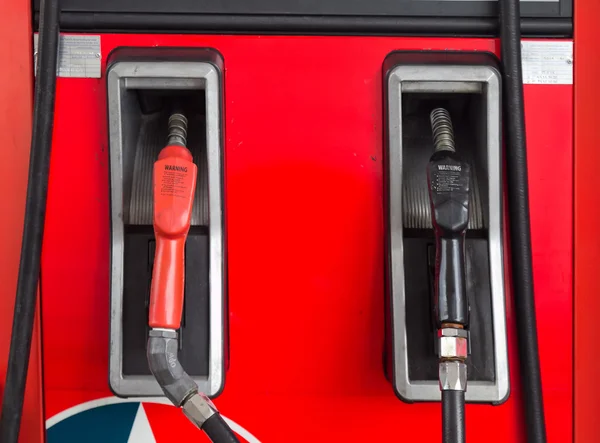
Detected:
left=107, top=48, right=225, bottom=398
left=384, top=52, right=509, bottom=404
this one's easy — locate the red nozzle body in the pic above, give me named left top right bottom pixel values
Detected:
left=149, top=144, right=197, bottom=329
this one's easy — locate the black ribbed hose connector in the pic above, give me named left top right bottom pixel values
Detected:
left=499, top=0, right=547, bottom=441
left=0, top=0, right=59, bottom=441
left=203, top=414, right=240, bottom=443
left=442, top=390, right=466, bottom=443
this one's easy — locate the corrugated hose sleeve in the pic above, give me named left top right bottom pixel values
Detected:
left=499, top=0, right=547, bottom=441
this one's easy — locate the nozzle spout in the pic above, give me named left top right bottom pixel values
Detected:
left=430, top=108, right=456, bottom=153
left=168, top=112, right=188, bottom=147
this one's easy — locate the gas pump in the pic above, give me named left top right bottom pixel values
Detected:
left=0, top=0, right=572, bottom=439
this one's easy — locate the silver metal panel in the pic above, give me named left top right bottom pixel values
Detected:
left=386, top=65, right=509, bottom=403
left=34, top=34, right=102, bottom=78
left=108, top=61, right=224, bottom=398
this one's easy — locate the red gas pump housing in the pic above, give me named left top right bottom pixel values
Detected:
left=0, top=0, right=589, bottom=440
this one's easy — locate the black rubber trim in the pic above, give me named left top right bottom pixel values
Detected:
left=0, top=0, right=59, bottom=441
left=442, top=390, right=466, bottom=443
left=35, top=13, right=572, bottom=37
left=33, top=0, right=572, bottom=18
left=499, top=0, right=548, bottom=440
left=202, top=413, right=240, bottom=443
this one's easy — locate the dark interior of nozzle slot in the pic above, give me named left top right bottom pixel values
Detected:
left=121, top=88, right=210, bottom=377
left=401, top=92, right=496, bottom=383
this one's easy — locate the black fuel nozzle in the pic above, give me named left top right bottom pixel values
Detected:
left=427, top=108, right=471, bottom=329
left=427, top=108, right=470, bottom=443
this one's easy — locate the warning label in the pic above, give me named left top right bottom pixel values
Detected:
left=160, top=166, right=188, bottom=199
left=433, top=169, right=462, bottom=193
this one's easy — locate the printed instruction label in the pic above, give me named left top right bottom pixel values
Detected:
left=433, top=164, right=466, bottom=193
left=521, top=41, right=573, bottom=85
left=34, top=34, right=101, bottom=78
left=160, top=165, right=189, bottom=199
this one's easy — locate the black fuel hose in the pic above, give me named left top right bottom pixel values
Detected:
left=442, top=390, right=465, bottom=443
left=203, top=414, right=240, bottom=443
left=499, top=0, right=547, bottom=442
left=0, top=0, right=59, bottom=441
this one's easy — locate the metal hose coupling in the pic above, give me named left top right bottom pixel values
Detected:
left=182, top=392, right=218, bottom=429
left=438, top=328, right=468, bottom=392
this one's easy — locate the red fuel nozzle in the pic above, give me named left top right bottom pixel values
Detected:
left=148, top=113, right=197, bottom=330
left=145, top=114, right=239, bottom=441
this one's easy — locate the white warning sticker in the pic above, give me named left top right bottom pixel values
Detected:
left=521, top=41, right=573, bottom=85
left=34, top=34, right=101, bottom=78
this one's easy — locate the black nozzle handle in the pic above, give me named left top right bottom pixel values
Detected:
left=436, top=236, right=469, bottom=325
left=427, top=149, right=471, bottom=328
